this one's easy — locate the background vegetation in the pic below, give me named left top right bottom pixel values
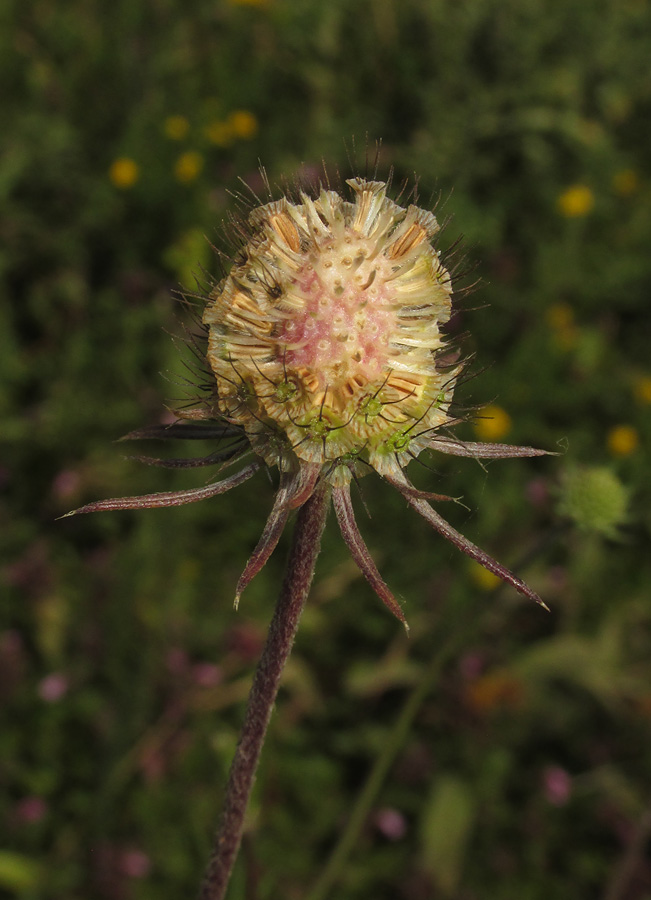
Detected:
left=2, top=0, right=651, bottom=898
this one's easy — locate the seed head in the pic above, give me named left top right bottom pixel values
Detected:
left=203, top=179, right=458, bottom=486
left=65, top=173, right=553, bottom=627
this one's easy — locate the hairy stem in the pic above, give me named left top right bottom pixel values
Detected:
left=199, top=480, right=331, bottom=900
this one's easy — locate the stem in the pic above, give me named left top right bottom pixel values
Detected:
left=305, top=630, right=466, bottom=900
left=199, top=481, right=331, bottom=900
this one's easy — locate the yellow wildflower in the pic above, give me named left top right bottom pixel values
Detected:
left=613, top=169, right=639, bottom=197
left=174, top=151, right=204, bottom=184
left=109, top=157, right=139, bottom=189
left=607, top=425, right=639, bottom=457
left=633, top=375, right=651, bottom=405
left=557, top=185, right=595, bottom=218
left=164, top=115, right=190, bottom=140
left=228, top=110, right=259, bottom=140
left=474, top=405, right=512, bottom=441
left=205, top=120, right=235, bottom=147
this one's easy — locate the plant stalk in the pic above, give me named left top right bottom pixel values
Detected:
left=306, top=630, right=467, bottom=900
left=199, top=481, right=331, bottom=900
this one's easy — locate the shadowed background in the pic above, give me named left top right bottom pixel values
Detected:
left=2, top=1, right=651, bottom=898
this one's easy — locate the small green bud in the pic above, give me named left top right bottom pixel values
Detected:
left=558, top=466, right=629, bottom=538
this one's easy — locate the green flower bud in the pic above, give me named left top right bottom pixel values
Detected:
left=558, top=466, right=629, bottom=538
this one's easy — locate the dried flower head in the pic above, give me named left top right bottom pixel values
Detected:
left=203, top=178, right=456, bottom=487
left=66, top=174, right=551, bottom=627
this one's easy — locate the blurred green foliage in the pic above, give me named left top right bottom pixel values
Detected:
left=2, top=0, right=651, bottom=898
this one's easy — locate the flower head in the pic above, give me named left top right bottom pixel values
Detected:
left=227, top=110, right=258, bottom=139
left=606, top=424, right=639, bottom=457
left=174, top=151, right=204, bottom=183
left=65, top=175, right=551, bottom=627
left=203, top=178, right=457, bottom=486
left=109, top=157, right=140, bottom=189
left=473, top=404, right=512, bottom=442
left=557, top=184, right=595, bottom=218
